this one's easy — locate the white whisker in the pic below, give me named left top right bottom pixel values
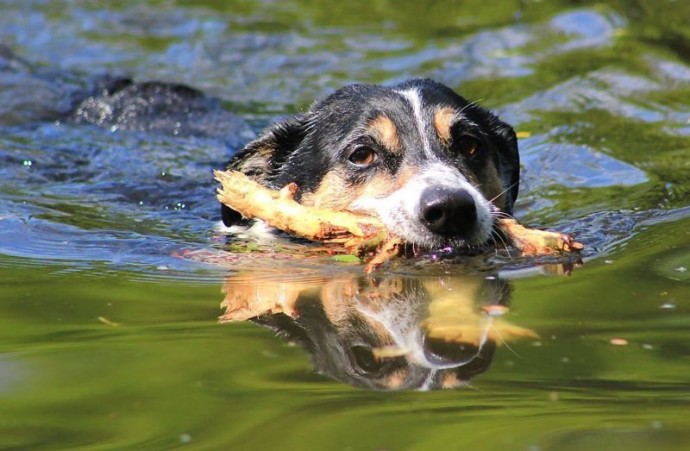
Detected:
left=491, top=227, right=511, bottom=255
left=488, top=181, right=518, bottom=206
left=491, top=210, right=516, bottom=221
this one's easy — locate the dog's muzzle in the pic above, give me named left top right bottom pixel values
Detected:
left=350, top=162, right=494, bottom=247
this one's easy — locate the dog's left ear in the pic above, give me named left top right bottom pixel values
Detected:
left=491, top=120, right=520, bottom=214
left=221, top=115, right=309, bottom=226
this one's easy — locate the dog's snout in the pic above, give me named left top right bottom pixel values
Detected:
left=420, top=187, right=477, bottom=238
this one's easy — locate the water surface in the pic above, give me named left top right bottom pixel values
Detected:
left=1, top=0, right=689, bottom=449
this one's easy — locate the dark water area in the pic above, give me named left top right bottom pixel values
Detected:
left=1, top=0, right=689, bottom=449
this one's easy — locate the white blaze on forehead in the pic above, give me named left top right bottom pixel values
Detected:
left=395, top=88, right=433, bottom=158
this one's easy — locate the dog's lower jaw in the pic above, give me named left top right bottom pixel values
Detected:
left=404, top=224, right=494, bottom=251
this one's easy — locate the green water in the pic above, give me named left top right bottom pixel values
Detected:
left=1, top=0, right=689, bottom=449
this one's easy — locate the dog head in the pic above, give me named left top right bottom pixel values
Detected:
left=223, top=79, right=519, bottom=248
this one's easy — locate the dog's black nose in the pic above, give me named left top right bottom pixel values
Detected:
left=420, top=187, right=477, bottom=237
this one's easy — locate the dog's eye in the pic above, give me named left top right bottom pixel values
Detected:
left=348, top=146, right=378, bottom=167
left=350, top=345, right=385, bottom=374
left=456, top=135, right=481, bottom=158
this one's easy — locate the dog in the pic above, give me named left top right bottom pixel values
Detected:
left=222, top=78, right=520, bottom=249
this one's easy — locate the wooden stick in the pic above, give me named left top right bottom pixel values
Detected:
left=498, top=218, right=584, bottom=255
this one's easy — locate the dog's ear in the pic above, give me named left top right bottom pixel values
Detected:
left=221, top=115, right=309, bottom=226
left=491, top=120, right=520, bottom=214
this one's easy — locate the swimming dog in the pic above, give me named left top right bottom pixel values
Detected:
left=222, top=79, right=519, bottom=249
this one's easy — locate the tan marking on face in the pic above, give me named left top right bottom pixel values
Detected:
left=301, top=165, right=420, bottom=210
left=319, top=276, right=398, bottom=341
left=355, top=165, right=418, bottom=201
left=319, top=276, right=360, bottom=325
left=368, top=115, right=401, bottom=153
left=440, top=372, right=464, bottom=389
left=434, top=107, right=457, bottom=143
left=300, top=170, right=357, bottom=209
left=385, top=369, right=409, bottom=389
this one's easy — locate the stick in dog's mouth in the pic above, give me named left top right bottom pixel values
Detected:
left=215, top=170, right=583, bottom=273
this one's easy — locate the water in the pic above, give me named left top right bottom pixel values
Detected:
left=1, top=0, right=689, bottom=449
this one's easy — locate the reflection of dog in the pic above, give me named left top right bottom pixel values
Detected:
left=222, top=79, right=520, bottom=249
left=220, top=273, right=537, bottom=391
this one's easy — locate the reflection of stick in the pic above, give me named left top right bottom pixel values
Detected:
left=215, top=170, right=582, bottom=271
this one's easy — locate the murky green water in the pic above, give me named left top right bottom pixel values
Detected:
left=1, top=0, right=689, bottom=449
